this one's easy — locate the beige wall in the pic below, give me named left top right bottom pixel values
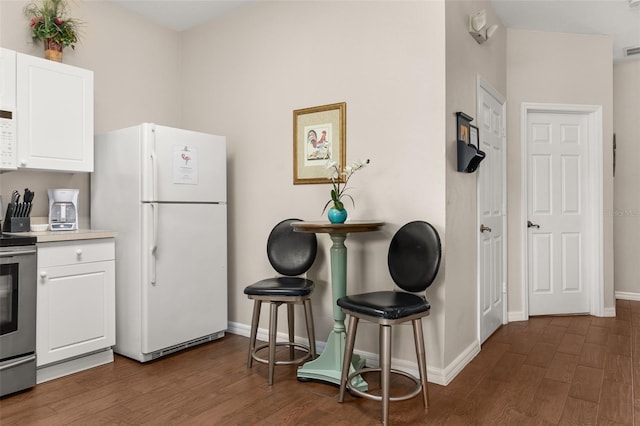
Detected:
left=445, top=0, right=506, bottom=365
left=180, top=0, right=448, bottom=369
left=613, top=61, right=640, bottom=296
left=0, top=0, right=181, bottom=225
left=506, top=29, right=615, bottom=316
left=1, top=0, right=627, bottom=385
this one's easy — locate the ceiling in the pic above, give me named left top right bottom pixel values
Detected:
left=110, top=0, right=640, bottom=63
left=110, top=0, right=251, bottom=32
left=491, top=0, right=640, bottom=63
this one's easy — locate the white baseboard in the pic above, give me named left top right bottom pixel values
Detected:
left=616, top=291, right=640, bottom=301
left=227, top=321, right=479, bottom=386
left=508, top=302, right=622, bottom=320
left=508, top=311, right=527, bottom=322
left=438, top=340, right=481, bottom=385
left=37, top=348, right=114, bottom=384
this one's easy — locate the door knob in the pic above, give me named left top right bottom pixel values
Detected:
left=480, top=224, right=492, bottom=233
left=527, top=220, right=540, bottom=229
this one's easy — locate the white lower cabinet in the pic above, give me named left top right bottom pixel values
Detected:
left=36, top=238, right=115, bottom=381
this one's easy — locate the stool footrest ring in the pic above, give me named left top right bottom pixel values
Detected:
left=251, top=341, right=312, bottom=366
left=345, top=367, right=423, bottom=402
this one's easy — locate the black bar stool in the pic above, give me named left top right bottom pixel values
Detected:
left=337, top=220, right=441, bottom=425
left=244, top=218, right=318, bottom=385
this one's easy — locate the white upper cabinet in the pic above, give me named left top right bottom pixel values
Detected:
left=16, top=52, right=93, bottom=172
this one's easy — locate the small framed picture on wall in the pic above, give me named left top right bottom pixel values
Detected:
left=456, top=111, right=473, bottom=144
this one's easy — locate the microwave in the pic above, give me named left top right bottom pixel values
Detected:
left=0, top=109, right=17, bottom=171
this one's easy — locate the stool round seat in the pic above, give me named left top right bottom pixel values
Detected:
left=337, top=291, right=430, bottom=320
left=244, top=277, right=314, bottom=298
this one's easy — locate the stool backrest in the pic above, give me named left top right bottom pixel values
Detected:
left=387, top=221, right=441, bottom=293
left=267, top=218, right=317, bottom=276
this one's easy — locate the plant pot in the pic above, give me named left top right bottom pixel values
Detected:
left=328, top=207, right=348, bottom=224
left=44, top=38, right=63, bottom=62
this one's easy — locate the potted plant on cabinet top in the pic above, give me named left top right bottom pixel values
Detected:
left=24, top=0, right=82, bottom=62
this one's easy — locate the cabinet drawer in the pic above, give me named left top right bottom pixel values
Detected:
left=38, top=239, right=114, bottom=267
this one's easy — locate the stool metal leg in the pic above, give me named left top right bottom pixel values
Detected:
left=380, top=324, right=392, bottom=426
left=268, top=302, right=279, bottom=386
left=287, top=304, right=295, bottom=359
left=303, top=299, right=316, bottom=358
left=248, top=300, right=261, bottom=368
left=413, top=318, right=429, bottom=411
left=339, top=315, right=359, bottom=402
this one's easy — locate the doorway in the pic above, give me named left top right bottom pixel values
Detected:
left=521, top=103, right=604, bottom=317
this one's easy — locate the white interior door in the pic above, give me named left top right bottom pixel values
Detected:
left=477, top=79, right=506, bottom=343
left=526, top=112, right=590, bottom=315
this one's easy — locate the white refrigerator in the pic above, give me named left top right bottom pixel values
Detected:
left=91, top=123, right=227, bottom=362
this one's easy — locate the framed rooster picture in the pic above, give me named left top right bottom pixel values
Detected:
left=293, top=102, right=346, bottom=184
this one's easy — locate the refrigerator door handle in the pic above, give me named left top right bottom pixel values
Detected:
left=150, top=151, right=158, bottom=201
left=150, top=203, right=158, bottom=285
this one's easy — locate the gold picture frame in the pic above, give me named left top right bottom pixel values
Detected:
left=293, top=102, right=346, bottom=184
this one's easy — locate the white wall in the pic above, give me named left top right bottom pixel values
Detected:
left=613, top=61, right=640, bottom=298
left=0, top=0, right=181, bottom=224
left=180, top=0, right=448, bottom=369
left=445, top=0, right=506, bottom=366
left=506, top=29, right=615, bottom=316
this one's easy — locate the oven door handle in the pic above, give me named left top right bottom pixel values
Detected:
left=0, top=248, right=37, bottom=258
left=0, top=354, right=36, bottom=371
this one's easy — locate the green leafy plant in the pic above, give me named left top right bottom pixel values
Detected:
left=322, top=159, right=370, bottom=213
left=24, top=0, right=82, bottom=49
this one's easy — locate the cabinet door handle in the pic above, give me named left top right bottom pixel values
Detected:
left=76, top=249, right=83, bottom=257
left=40, top=271, right=47, bottom=279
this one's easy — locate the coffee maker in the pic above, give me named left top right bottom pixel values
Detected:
left=48, top=189, right=79, bottom=231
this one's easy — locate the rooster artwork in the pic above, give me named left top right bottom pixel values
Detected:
left=306, top=126, right=331, bottom=161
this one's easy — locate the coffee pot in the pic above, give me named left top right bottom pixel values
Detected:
left=48, top=189, right=79, bottom=231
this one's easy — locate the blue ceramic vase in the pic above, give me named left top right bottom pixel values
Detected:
left=328, top=207, right=348, bottom=224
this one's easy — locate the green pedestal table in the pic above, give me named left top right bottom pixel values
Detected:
left=290, top=221, right=385, bottom=391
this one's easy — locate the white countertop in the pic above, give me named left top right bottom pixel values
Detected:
left=7, top=229, right=117, bottom=243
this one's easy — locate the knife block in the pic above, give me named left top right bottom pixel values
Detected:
left=3, top=217, right=30, bottom=233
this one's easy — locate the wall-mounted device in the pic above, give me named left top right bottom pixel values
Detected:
left=48, top=189, right=79, bottom=231
left=456, top=112, right=486, bottom=173
left=469, top=10, right=498, bottom=45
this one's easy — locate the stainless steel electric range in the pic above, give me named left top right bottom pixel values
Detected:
left=0, top=233, right=37, bottom=397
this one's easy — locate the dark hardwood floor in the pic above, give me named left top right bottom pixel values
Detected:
left=1, top=299, right=637, bottom=425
